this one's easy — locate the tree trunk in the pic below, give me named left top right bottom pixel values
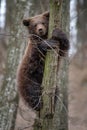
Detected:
left=77, top=0, right=87, bottom=46
left=0, top=1, right=29, bottom=130
left=34, top=0, right=69, bottom=130
left=53, top=1, right=70, bottom=130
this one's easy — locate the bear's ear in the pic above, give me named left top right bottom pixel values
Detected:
left=23, top=19, right=30, bottom=26
left=43, top=11, right=49, bottom=18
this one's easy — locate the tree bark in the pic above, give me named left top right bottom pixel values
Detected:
left=0, top=1, right=29, bottom=130
left=34, top=0, right=70, bottom=130
left=52, top=1, right=70, bottom=130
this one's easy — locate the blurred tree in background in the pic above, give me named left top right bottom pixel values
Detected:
left=76, top=0, right=87, bottom=46
left=0, top=0, right=30, bottom=130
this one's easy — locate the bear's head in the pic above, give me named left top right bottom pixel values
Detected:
left=23, top=11, right=49, bottom=38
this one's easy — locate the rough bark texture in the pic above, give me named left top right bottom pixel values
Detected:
left=51, top=1, right=70, bottom=130
left=52, top=1, right=70, bottom=130
left=0, top=1, right=29, bottom=130
left=34, top=0, right=69, bottom=130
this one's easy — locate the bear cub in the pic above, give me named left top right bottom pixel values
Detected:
left=17, top=12, right=69, bottom=111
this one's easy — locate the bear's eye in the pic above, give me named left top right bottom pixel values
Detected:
left=42, top=22, right=45, bottom=25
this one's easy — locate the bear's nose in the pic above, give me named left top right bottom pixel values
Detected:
left=38, top=28, right=43, bottom=33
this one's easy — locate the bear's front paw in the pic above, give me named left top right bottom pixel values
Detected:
left=52, top=28, right=67, bottom=40
left=52, top=28, right=69, bottom=52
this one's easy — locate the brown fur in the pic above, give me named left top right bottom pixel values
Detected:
left=17, top=12, right=69, bottom=111
left=23, top=12, right=49, bottom=39
left=17, top=38, right=46, bottom=110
